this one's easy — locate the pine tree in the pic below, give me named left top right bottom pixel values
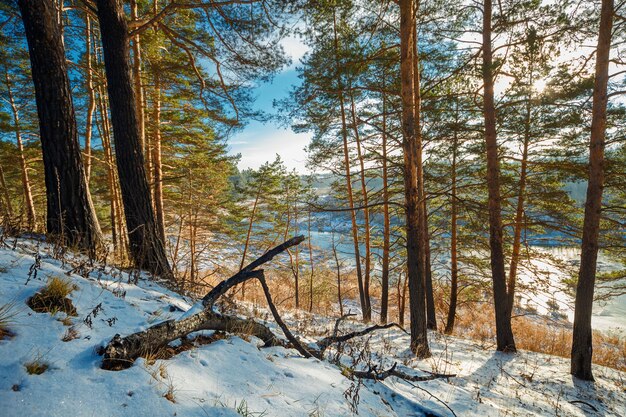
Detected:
left=18, top=0, right=104, bottom=254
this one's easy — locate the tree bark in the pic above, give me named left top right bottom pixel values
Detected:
left=307, top=209, right=314, bottom=313
left=350, top=92, right=372, bottom=321
left=239, top=190, right=260, bottom=300
left=294, top=198, right=301, bottom=309
left=18, top=0, right=103, bottom=254
left=0, top=165, right=13, bottom=220
left=399, top=0, right=430, bottom=357
left=130, top=0, right=146, bottom=154
left=4, top=69, right=37, bottom=230
left=423, top=199, right=437, bottom=330
left=153, top=75, right=166, bottom=243
left=398, top=271, right=408, bottom=327
left=380, top=85, right=391, bottom=324
left=332, top=8, right=366, bottom=322
left=571, top=0, right=613, bottom=382
left=96, top=82, right=126, bottom=258
left=332, top=231, right=344, bottom=316
left=411, top=17, right=436, bottom=332
left=95, top=0, right=172, bottom=278
left=445, top=107, right=459, bottom=334
left=84, top=14, right=96, bottom=184
left=506, top=86, right=532, bottom=314
left=482, top=0, right=516, bottom=352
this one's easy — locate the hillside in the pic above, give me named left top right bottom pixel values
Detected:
left=0, top=238, right=624, bottom=417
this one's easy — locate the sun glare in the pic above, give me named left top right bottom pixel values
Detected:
left=532, top=78, right=547, bottom=93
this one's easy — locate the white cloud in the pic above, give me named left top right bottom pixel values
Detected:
left=228, top=123, right=311, bottom=172
left=281, top=35, right=309, bottom=68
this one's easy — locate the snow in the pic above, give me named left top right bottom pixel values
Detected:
left=1, top=237, right=625, bottom=416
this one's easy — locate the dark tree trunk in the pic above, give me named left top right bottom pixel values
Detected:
left=482, top=0, right=516, bottom=352
left=18, top=0, right=103, bottom=254
left=400, top=0, right=430, bottom=358
left=410, top=17, right=436, bottom=332
left=84, top=14, right=95, bottom=184
left=445, top=109, right=459, bottom=334
left=332, top=232, right=344, bottom=316
left=152, top=75, right=166, bottom=243
left=95, top=0, right=172, bottom=278
left=571, top=0, right=613, bottom=382
left=423, top=201, right=437, bottom=330
left=380, top=84, right=390, bottom=324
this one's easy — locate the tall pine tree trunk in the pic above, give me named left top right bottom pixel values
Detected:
left=482, top=0, right=516, bottom=352
left=571, top=0, right=613, bottom=381
left=400, top=0, right=430, bottom=357
left=411, top=20, right=436, bottom=332
left=96, top=83, right=127, bottom=259
left=423, top=199, right=437, bottom=330
left=350, top=92, right=372, bottom=321
left=95, top=0, right=172, bottom=278
left=445, top=109, right=459, bottom=334
left=19, top=0, right=103, bottom=254
left=507, top=88, right=532, bottom=314
left=153, top=76, right=166, bottom=243
left=84, top=14, right=96, bottom=183
left=130, top=0, right=145, bottom=154
left=0, top=165, right=13, bottom=219
left=332, top=231, right=344, bottom=316
left=4, top=69, right=37, bottom=230
left=380, top=84, right=391, bottom=324
left=239, top=191, right=260, bottom=300
left=308, top=209, right=314, bottom=313
left=333, top=8, right=366, bottom=321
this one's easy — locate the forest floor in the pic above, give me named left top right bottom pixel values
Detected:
left=0, top=237, right=624, bottom=417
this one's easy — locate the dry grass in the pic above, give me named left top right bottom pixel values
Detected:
left=144, top=360, right=177, bottom=403
left=62, top=326, right=79, bottom=342
left=0, top=301, right=18, bottom=339
left=44, top=276, right=78, bottom=298
left=28, top=276, right=78, bottom=316
left=446, top=304, right=626, bottom=372
left=177, top=261, right=626, bottom=372
left=25, top=354, right=49, bottom=375
left=195, top=268, right=361, bottom=318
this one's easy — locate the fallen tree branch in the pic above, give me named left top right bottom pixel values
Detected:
left=350, top=362, right=456, bottom=382
left=101, top=294, right=283, bottom=370
left=201, top=235, right=305, bottom=308
left=257, top=271, right=314, bottom=359
left=332, top=313, right=357, bottom=338
left=317, top=321, right=407, bottom=354
left=101, top=236, right=304, bottom=370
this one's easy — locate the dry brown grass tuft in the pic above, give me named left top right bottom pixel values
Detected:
left=447, top=304, right=626, bottom=372
left=25, top=355, right=49, bottom=375
left=62, top=326, right=80, bottom=342
left=28, top=276, right=78, bottom=317
left=0, top=302, right=18, bottom=339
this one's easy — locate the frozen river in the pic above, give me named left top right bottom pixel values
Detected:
left=308, top=230, right=626, bottom=335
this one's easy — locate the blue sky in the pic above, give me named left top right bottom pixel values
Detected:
left=226, top=39, right=312, bottom=173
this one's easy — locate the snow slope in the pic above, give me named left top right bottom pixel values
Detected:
left=0, top=238, right=624, bottom=417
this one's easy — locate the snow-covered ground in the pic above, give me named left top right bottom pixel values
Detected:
left=0, top=237, right=624, bottom=417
